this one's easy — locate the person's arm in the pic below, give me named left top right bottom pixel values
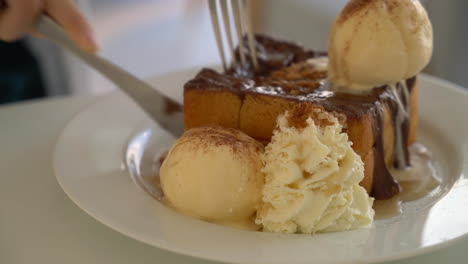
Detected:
left=0, top=0, right=98, bottom=52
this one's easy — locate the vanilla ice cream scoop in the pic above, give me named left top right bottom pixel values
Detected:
left=160, top=126, right=264, bottom=229
left=256, top=104, right=374, bottom=233
left=328, top=0, right=433, bottom=91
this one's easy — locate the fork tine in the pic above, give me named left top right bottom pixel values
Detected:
left=208, top=0, right=227, bottom=71
left=220, top=1, right=236, bottom=65
left=242, top=0, right=259, bottom=69
left=231, top=0, right=246, bottom=65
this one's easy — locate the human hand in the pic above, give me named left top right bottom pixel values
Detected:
left=0, top=0, right=98, bottom=52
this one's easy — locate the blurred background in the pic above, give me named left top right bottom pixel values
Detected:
left=1, top=0, right=467, bottom=104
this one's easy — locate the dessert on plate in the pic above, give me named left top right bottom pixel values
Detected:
left=184, top=35, right=418, bottom=200
left=159, top=0, right=437, bottom=233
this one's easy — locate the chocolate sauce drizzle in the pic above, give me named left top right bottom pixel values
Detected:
left=185, top=34, right=415, bottom=200
left=390, top=81, right=412, bottom=168
left=370, top=98, right=401, bottom=199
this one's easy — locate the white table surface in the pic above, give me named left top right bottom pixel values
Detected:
left=1, top=96, right=467, bottom=264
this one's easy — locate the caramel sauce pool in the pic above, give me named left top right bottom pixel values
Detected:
left=373, top=143, right=440, bottom=219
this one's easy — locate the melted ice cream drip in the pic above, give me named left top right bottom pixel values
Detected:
left=390, top=81, right=411, bottom=169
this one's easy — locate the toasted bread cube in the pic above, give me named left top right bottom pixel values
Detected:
left=184, top=89, right=242, bottom=130
left=239, top=93, right=296, bottom=140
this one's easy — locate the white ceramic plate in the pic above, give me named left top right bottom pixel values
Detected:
left=53, top=69, right=468, bottom=264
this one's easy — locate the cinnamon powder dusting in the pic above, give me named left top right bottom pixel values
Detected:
left=179, top=125, right=264, bottom=155
left=386, top=0, right=401, bottom=13
left=338, top=0, right=374, bottom=23
left=287, top=103, right=335, bottom=129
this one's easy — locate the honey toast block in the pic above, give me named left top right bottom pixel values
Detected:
left=183, top=34, right=418, bottom=200
left=184, top=70, right=417, bottom=199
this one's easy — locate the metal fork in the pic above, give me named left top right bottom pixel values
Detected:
left=208, top=0, right=258, bottom=71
